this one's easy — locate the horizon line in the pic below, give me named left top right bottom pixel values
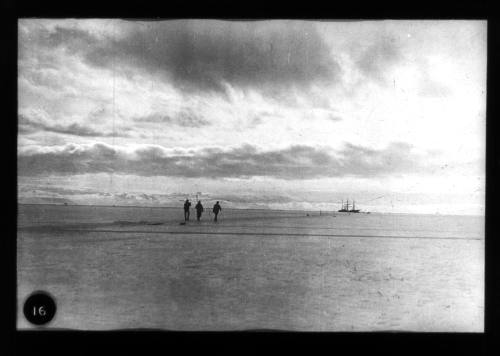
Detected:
left=17, top=202, right=485, bottom=217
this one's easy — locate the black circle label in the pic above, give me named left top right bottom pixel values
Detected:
left=23, top=291, right=57, bottom=326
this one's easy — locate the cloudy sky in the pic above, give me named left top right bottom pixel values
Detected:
left=18, top=19, right=486, bottom=214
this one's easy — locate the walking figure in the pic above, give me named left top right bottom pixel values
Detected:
left=195, top=200, right=204, bottom=221
left=183, top=199, right=191, bottom=221
left=212, top=201, right=222, bottom=222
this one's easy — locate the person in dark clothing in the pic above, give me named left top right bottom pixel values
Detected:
left=183, top=199, right=191, bottom=221
left=212, top=201, right=222, bottom=222
left=195, top=201, right=204, bottom=221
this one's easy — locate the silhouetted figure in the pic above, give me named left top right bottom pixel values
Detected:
left=195, top=201, right=204, bottom=221
left=212, top=201, right=222, bottom=222
left=183, top=199, right=191, bottom=221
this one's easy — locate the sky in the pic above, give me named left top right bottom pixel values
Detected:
left=17, top=19, right=486, bottom=215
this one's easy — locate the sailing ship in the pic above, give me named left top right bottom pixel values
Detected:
left=338, top=199, right=360, bottom=213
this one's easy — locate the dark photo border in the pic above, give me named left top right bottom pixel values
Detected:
left=4, top=1, right=497, bottom=354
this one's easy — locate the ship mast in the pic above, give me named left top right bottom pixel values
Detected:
left=346, top=199, right=350, bottom=211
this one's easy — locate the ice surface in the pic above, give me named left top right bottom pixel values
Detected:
left=17, top=204, right=484, bottom=331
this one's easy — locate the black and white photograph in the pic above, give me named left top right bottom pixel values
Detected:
left=17, top=19, right=485, bottom=331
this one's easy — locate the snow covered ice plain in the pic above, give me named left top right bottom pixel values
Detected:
left=17, top=204, right=484, bottom=331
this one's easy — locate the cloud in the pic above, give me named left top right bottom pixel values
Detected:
left=302, top=108, right=342, bottom=122
left=18, top=141, right=429, bottom=179
left=215, top=193, right=298, bottom=205
left=327, top=115, right=342, bottom=122
left=338, top=142, right=421, bottom=176
left=418, top=78, right=452, bottom=97
left=18, top=185, right=102, bottom=196
left=24, top=20, right=341, bottom=94
left=353, top=35, right=452, bottom=97
left=417, top=60, right=452, bottom=98
left=355, top=36, right=403, bottom=84
left=19, top=111, right=132, bottom=138
left=134, top=108, right=210, bottom=128
left=18, top=196, right=75, bottom=205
